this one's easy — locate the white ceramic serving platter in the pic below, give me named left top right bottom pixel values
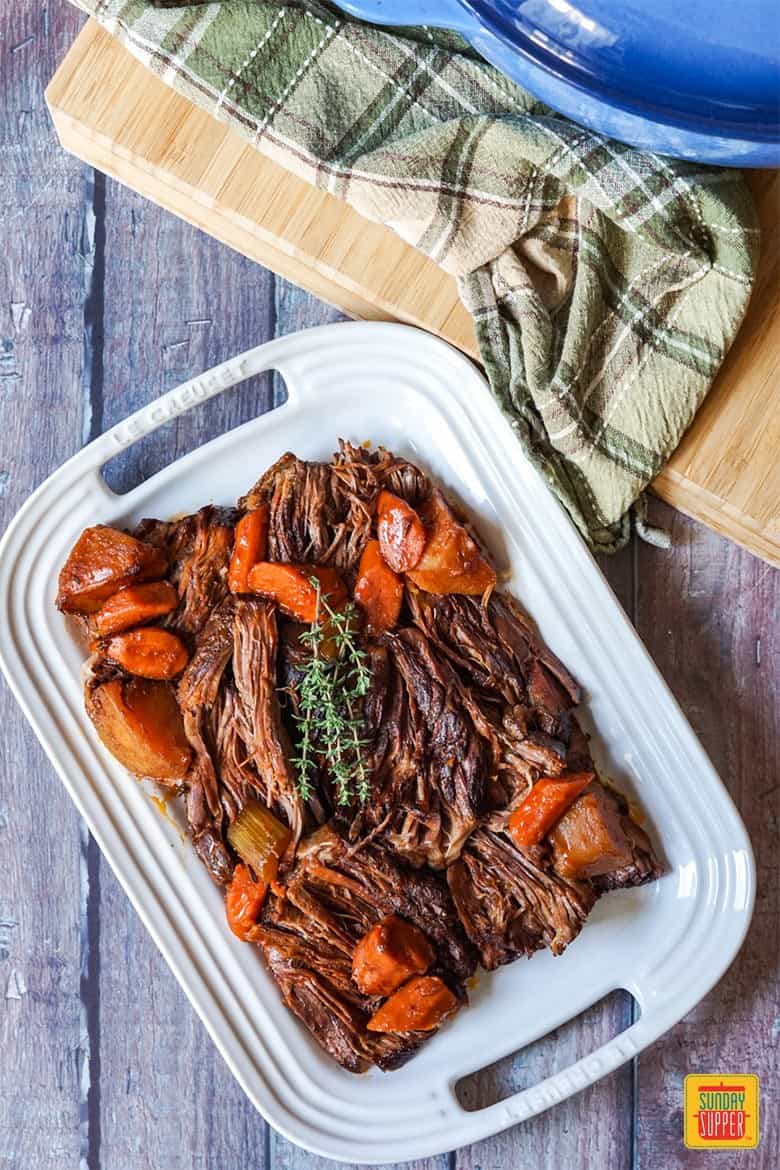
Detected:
left=0, top=322, right=754, bottom=1163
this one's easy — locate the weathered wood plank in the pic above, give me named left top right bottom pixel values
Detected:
left=0, top=3, right=91, bottom=1168
left=271, top=1142, right=452, bottom=1170
left=634, top=501, right=779, bottom=1170
left=5, top=19, right=776, bottom=1164
left=98, top=185, right=277, bottom=495
left=94, top=180, right=276, bottom=1169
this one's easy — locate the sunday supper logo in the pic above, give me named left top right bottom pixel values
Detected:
left=684, top=1074, right=760, bottom=1149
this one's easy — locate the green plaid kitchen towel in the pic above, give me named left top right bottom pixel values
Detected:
left=71, top=1, right=758, bottom=552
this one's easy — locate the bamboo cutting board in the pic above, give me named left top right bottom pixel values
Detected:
left=46, top=20, right=780, bottom=567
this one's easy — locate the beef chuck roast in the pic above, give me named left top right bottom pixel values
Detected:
left=348, top=627, right=499, bottom=869
left=407, top=585, right=588, bottom=816
left=176, top=595, right=327, bottom=884
left=251, top=825, right=476, bottom=1072
left=177, top=598, right=237, bottom=882
left=407, top=586, right=580, bottom=714
left=447, top=828, right=597, bottom=969
left=232, top=597, right=327, bottom=849
left=243, top=453, right=344, bottom=566
left=80, top=440, right=662, bottom=1072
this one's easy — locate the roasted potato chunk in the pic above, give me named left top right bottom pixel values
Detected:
left=352, top=915, right=434, bottom=997
left=57, top=525, right=167, bottom=614
left=407, top=490, right=495, bottom=596
left=85, top=677, right=191, bottom=781
left=550, top=784, right=634, bottom=880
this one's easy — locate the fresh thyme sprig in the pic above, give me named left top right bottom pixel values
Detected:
left=291, top=578, right=372, bottom=806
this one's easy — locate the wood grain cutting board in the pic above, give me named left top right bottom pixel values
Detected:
left=46, top=19, right=780, bottom=567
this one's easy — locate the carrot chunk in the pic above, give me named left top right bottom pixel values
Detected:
left=85, top=678, right=191, bottom=781
left=508, top=772, right=595, bottom=849
left=93, top=580, right=178, bottom=637
left=104, top=627, right=190, bottom=680
left=225, top=862, right=268, bottom=940
left=57, top=525, right=167, bottom=614
left=352, top=915, right=435, bottom=997
left=228, top=505, right=270, bottom=594
left=377, top=491, right=427, bottom=573
left=246, top=562, right=347, bottom=622
left=407, top=490, right=495, bottom=596
left=354, top=540, right=404, bottom=634
left=366, top=975, right=459, bottom=1034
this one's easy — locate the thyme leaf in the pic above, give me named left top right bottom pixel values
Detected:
left=291, top=578, right=372, bottom=805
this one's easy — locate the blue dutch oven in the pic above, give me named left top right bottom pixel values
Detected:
left=337, top=0, right=780, bottom=166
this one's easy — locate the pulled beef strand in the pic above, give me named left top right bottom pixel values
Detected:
left=407, top=585, right=580, bottom=715
left=175, top=596, right=316, bottom=883
left=137, top=505, right=237, bottom=641
left=447, top=828, right=597, bottom=969
left=349, top=627, right=499, bottom=869
left=231, top=598, right=314, bottom=857
left=238, top=442, right=433, bottom=580
left=240, top=451, right=368, bottom=574
left=177, top=599, right=236, bottom=882
left=407, top=584, right=591, bottom=813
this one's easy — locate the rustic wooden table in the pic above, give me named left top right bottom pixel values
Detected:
left=0, top=6, right=777, bottom=1169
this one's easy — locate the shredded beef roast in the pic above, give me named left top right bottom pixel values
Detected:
left=251, top=825, right=476, bottom=1071
left=176, top=595, right=323, bottom=883
left=177, top=598, right=235, bottom=827
left=231, top=597, right=322, bottom=852
left=407, top=584, right=594, bottom=816
left=349, top=627, right=499, bottom=868
left=331, top=440, right=431, bottom=510
left=447, top=828, right=597, bottom=969
left=407, top=586, right=580, bottom=711
left=68, top=440, right=663, bottom=1074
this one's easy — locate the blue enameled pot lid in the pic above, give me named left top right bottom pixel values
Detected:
left=338, top=0, right=780, bottom=166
